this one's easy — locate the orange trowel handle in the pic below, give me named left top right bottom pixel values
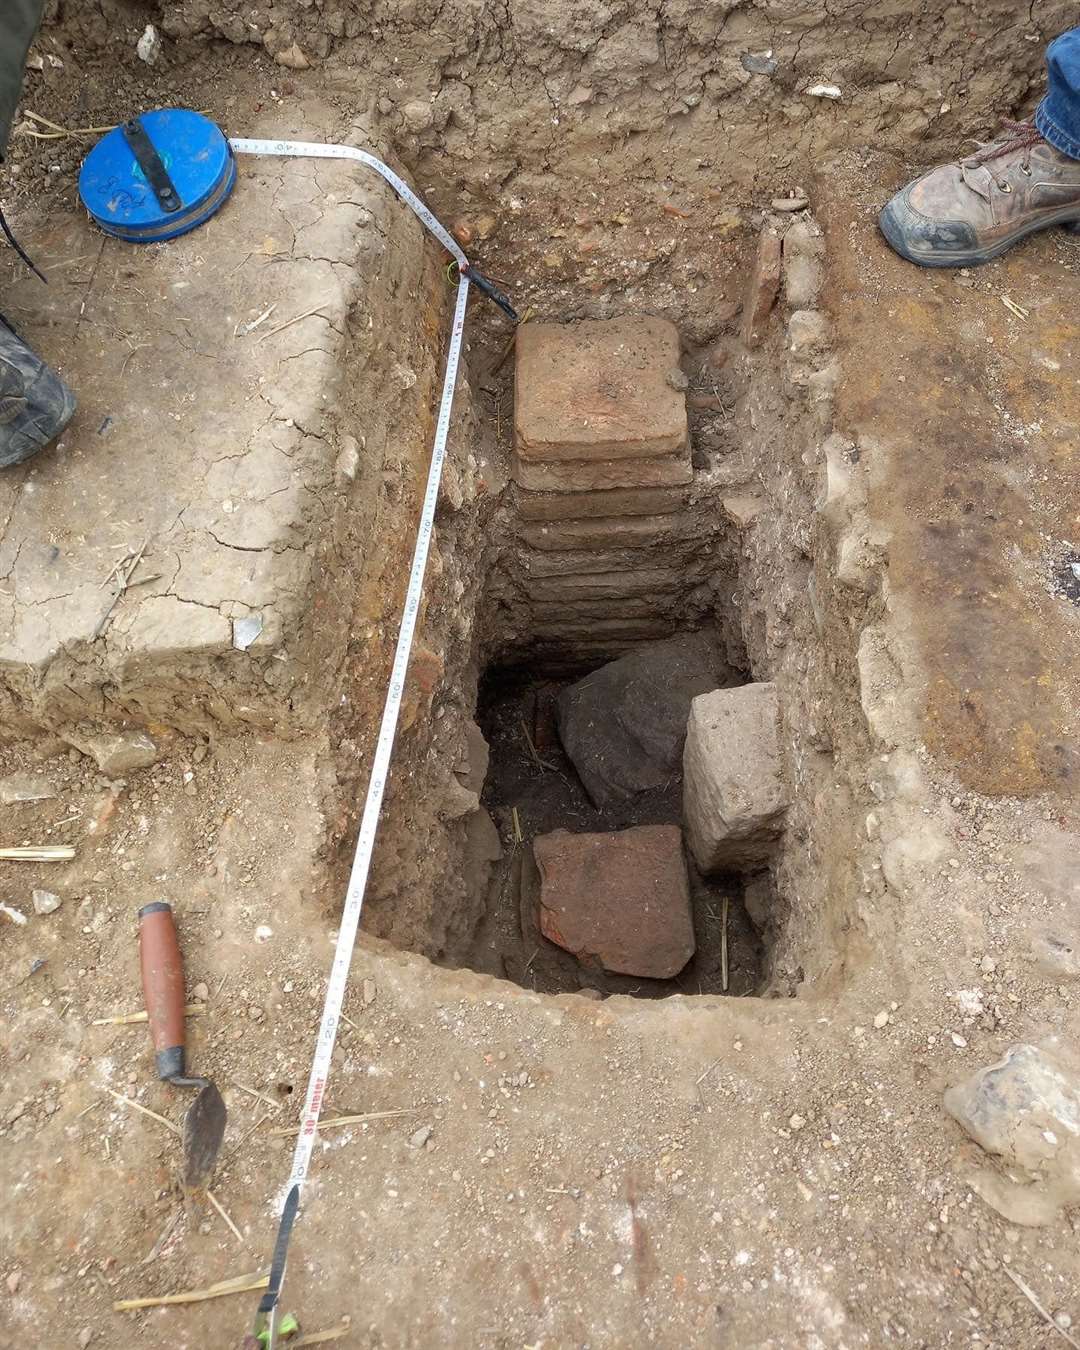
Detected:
left=138, top=901, right=187, bottom=1081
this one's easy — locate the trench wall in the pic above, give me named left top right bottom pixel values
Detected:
left=160, top=0, right=1073, bottom=219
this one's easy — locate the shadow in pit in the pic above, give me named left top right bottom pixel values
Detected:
left=462, top=661, right=764, bottom=999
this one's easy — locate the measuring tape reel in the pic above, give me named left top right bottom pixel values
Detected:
left=78, top=108, right=236, bottom=243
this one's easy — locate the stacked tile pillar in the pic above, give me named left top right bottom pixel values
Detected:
left=508, top=316, right=696, bottom=667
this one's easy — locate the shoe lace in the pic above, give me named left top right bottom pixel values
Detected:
left=963, top=119, right=1044, bottom=189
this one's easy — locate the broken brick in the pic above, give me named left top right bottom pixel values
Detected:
left=533, top=825, right=695, bottom=979
left=740, top=228, right=782, bottom=349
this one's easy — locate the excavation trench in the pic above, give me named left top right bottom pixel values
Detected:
left=371, top=491, right=790, bottom=1002
left=354, top=242, right=865, bottom=1005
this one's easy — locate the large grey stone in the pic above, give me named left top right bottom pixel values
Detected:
left=557, top=633, right=726, bottom=810
left=944, top=1042, right=1080, bottom=1225
left=78, top=730, right=161, bottom=775
left=683, top=682, right=788, bottom=871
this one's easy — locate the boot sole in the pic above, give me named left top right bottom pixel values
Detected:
left=0, top=382, right=77, bottom=469
left=879, top=206, right=1080, bottom=268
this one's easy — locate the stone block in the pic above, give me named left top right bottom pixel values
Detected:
left=857, top=625, right=904, bottom=749
left=511, top=449, right=692, bottom=493
left=784, top=254, right=824, bottom=309
left=461, top=807, right=503, bottom=902
left=516, top=484, right=690, bottom=521
left=76, top=730, right=161, bottom=775
left=721, top=495, right=767, bottom=528
left=683, top=682, right=788, bottom=870
left=787, top=309, right=831, bottom=357
left=782, top=216, right=826, bottom=260
left=514, top=316, right=687, bottom=463
left=944, top=1042, right=1080, bottom=1224
left=945, top=1044, right=1080, bottom=1179
left=557, top=633, right=725, bottom=809
left=455, top=720, right=490, bottom=795
left=533, top=825, right=695, bottom=979
left=741, top=228, right=782, bottom=349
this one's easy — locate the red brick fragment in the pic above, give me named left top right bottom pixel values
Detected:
left=533, top=825, right=694, bottom=979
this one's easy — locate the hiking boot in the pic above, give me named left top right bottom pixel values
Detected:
left=0, top=315, right=75, bottom=468
left=879, top=120, right=1080, bottom=267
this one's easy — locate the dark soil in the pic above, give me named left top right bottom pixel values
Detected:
left=465, top=661, right=764, bottom=999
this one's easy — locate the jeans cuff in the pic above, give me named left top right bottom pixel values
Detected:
left=1036, top=97, right=1080, bottom=161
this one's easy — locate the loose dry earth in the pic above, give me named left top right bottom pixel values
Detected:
left=2, top=4, right=1079, bottom=1349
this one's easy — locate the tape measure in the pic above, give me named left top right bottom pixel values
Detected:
left=227, top=140, right=479, bottom=1350
left=78, top=119, right=515, bottom=1347
left=78, top=109, right=236, bottom=243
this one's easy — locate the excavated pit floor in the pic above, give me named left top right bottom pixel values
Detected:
left=463, top=655, right=764, bottom=998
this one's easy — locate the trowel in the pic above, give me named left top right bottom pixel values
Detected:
left=138, top=901, right=226, bottom=1189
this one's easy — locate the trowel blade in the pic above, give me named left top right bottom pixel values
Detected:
left=181, top=1081, right=226, bottom=1190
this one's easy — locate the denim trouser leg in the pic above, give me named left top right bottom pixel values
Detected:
left=1036, top=26, right=1080, bottom=160
left=0, top=0, right=44, bottom=157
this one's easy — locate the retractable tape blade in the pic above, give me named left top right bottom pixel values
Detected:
left=229, top=137, right=512, bottom=1335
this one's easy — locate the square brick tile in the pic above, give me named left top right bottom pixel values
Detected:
left=514, top=316, right=688, bottom=464
left=533, top=825, right=695, bottom=979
